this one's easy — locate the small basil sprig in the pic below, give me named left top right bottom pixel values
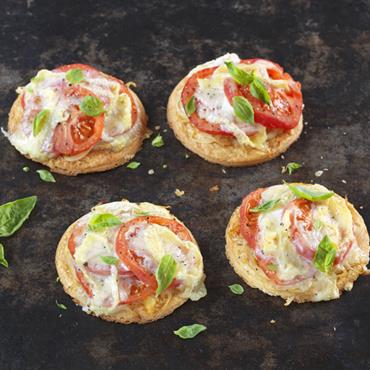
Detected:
left=250, top=199, right=281, bottom=213
left=88, top=213, right=121, bottom=232
left=232, top=96, right=254, bottom=124
left=80, top=96, right=105, bottom=116
left=66, top=68, right=84, bottom=84
left=155, top=255, right=177, bottom=296
left=56, top=300, right=67, bottom=310
left=100, top=256, right=119, bottom=265
left=174, top=324, right=207, bottom=339
left=152, top=134, right=164, bottom=148
left=228, top=284, right=244, bottom=295
left=225, top=61, right=271, bottom=104
left=37, top=169, right=56, bottom=183
left=282, top=162, right=302, bottom=175
left=287, top=183, right=334, bottom=202
left=0, top=243, right=8, bottom=268
left=0, top=196, right=37, bottom=237
left=314, top=235, right=337, bottom=273
left=33, top=109, right=51, bottom=136
left=127, top=161, right=141, bottom=169
left=185, top=96, right=196, bottom=116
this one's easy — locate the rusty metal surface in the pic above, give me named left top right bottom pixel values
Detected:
left=0, top=1, right=369, bottom=369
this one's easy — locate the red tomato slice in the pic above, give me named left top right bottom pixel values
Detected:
left=54, top=64, right=138, bottom=127
left=119, top=281, right=155, bottom=304
left=52, top=85, right=104, bottom=156
left=115, top=216, right=193, bottom=289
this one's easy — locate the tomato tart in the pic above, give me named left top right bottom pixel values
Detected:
left=55, top=200, right=206, bottom=323
left=225, top=183, right=369, bottom=303
left=167, top=53, right=304, bottom=166
left=5, top=64, right=148, bottom=175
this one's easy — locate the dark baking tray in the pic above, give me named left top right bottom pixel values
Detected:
left=0, top=1, right=369, bottom=369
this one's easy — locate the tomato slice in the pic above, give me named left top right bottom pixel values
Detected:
left=52, top=85, right=104, bottom=156
left=116, top=216, right=193, bottom=288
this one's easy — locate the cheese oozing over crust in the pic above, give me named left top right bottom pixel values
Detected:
left=5, top=68, right=141, bottom=161
left=245, top=184, right=367, bottom=301
left=71, top=201, right=206, bottom=315
left=179, top=53, right=297, bottom=149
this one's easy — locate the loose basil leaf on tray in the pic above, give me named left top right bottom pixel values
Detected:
left=0, top=196, right=37, bottom=237
left=174, top=324, right=207, bottom=339
left=250, top=199, right=281, bottom=213
left=88, top=213, right=121, bottom=232
left=282, top=162, right=302, bottom=175
left=152, top=134, right=164, bottom=148
left=314, top=235, right=337, bottom=273
left=66, top=68, right=84, bottom=84
left=155, top=255, right=177, bottom=297
left=56, top=300, right=67, bottom=310
left=232, top=96, right=254, bottom=124
left=0, top=243, right=8, bottom=268
left=33, top=109, right=50, bottom=136
left=228, top=284, right=244, bottom=295
left=80, top=96, right=105, bottom=116
left=37, top=169, right=56, bottom=183
left=287, top=183, right=334, bottom=201
left=127, top=161, right=141, bottom=169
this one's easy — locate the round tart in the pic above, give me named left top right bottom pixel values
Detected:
left=167, top=53, right=303, bottom=166
left=225, top=183, right=369, bottom=303
left=56, top=200, right=206, bottom=324
left=6, top=64, right=148, bottom=175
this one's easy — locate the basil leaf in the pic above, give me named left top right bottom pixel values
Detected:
left=250, top=77, right=271, bottom=104
left=282, top=162, right=302, bottom=175
left=228, top=284, right=244, bottom=295
left=36, top=169, right=56, bottom=183
left=88, top=213, right=121, bottom=232
left=314, top=235, right=337, bottom=273
left=174, top=324, right=207, bottom=339
left=80, top=96, right=105, bottom=116
left=232, top=96, right=254, bottom=124
left=250, top=199, right=281, bottom=213
left=66, top=68, right=84, bottom=84
left=100, top=256, right=119, bottom=265
left=225, top=61, right=254, bottom=85
left=22, top=166, right=30, bottom=172
left=155, top=255, right=177, bottom=297
left=152, top=134, right=164, bottom=148
left=56, top=300, right=67, bottom=310
left=185, top=96, right=196, bottom=116
left=0, top=243, right=8, bottom=268
left=0, top=196, right=37, bottom=237
left=127, top=161, right=141, bottom=169
left=288, top=184, right=334, bottom=201
left=33, top=109, right=51, bottom=136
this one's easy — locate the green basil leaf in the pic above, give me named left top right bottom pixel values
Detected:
left=185, top=96, right=196, bottom=116
left=225, top=61, right=254, bottom=85
left=232, top=96, right=254, bottom=124
left=228, top=284, right=244, bottom=295
left=287, top=183, right=334, bottom=201
left=250, top=199, right=281, bottom=213
left=127, top=161, right=141, bottom=169
left=174, top=324, right=207, bottom=339
left=282, top=162, right=302, bottom=175
left=36, top=169, right=56, bottom=183
left=22, top=166, right=30, bottom=173
left=250, top=77, right=271, bottom=104
left=66, top=68, right=84, bottom=84
left=56, top=300, right=67, bottom=310
left=152, top=134, right=164, bottom=148
left=100, top=256, right=119, bottom=265
left=155, top=255, right=177, bottom=297
left=80, top=96, right=105, bottom=116
left=0, top=196, right=37, bottom=237
left=88, top=213, right=121, bottom=232
left=314, top=235, right=337, bottom=273
left=0, top=243, right=8, bottom=268
left=33, top=109, right=51, bottom=136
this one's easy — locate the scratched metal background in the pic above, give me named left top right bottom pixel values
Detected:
left=0, top=1, right=369, bottom=369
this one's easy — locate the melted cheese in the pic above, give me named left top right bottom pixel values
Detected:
left=73, top=201, right=206, bottom=314
left=255, top=184, right=362, bottom=300
left=6, top=68, right=139, bottom=160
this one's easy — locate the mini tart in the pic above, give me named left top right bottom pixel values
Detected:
left=225, top=183, right=369, bottom=303
left=6, top=64, right=148, bottom=176
left=167, top=53, right=303, bottom=166
left=56, top=200, right=206, bottom=324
